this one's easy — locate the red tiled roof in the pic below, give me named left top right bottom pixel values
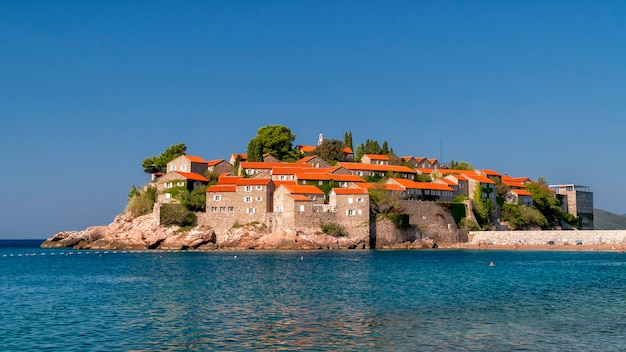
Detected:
left=184, top=155, right=209, bottom=163
left=328, top=174, right=364, bottom=182
left=502, top=180, right=526, bottom=188
left=332, top=188, right=369, bottom=195
left=296, top=156, right=316, bottom=163
left=479, top=169, right=501, bottom=177
left=343, top=147, right=354, bottom=154
left=285, top=194, right=313, bottom=201
left=298, top=145, right=317, bottom=153
left=511, top=189, right=532, bottom=196
left=206, top=184, right=236, bottom=193
left=464, top=174, right=496, bottom=184
left=389, top=178, right=453, bottom=191
left=207, top=159, right=226, bottom=166
left=295, top=172, right=332, bottom=181
left=280, top=184, right=325, bottom=195
left=174, top=171, right=209, bottom=182
left=338, top=162, right=416, bottom=174
left=231, top=153, right=247, bottom=160
left=416, top=168, right=434, bottom=174
left=274, top=180, right=297, bottom=187
left=363, top=154, right=389, bottom=161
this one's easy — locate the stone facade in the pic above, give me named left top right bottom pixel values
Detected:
left=155, top=171, right=209, bottom=203
left=549, top=184, right=594, bottom=229
left=166, top=155, right=209, bottom=175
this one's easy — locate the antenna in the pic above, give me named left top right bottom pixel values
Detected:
left=440, top=138, right=443, bottom=165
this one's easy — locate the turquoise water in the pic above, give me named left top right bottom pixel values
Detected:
left=2, top=241, right=626, bottom=351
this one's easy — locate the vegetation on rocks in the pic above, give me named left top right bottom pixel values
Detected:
left=320, top=222, right=347, bottom=237
left=160, top=203, right=196, bottom=227
left=126, top=185, right=157, bottom=217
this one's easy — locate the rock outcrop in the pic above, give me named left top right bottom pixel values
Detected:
left=42, top=210, right=443, bottom=251
left=41, top=212, right=216, bottom=250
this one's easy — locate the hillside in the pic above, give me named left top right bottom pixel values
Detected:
left=593, top=208, right=626, bottom=230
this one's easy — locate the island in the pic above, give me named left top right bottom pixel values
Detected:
left=42, top=125, right=596, bottom=250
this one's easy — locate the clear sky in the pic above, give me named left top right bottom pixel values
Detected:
left=2, top=1, right=625, bottom=238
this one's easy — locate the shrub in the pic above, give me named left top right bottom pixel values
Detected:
left=320, top=222, right=347, bottom=237
left=180, top=185, right=208, bottom=212
left=501, top=203, right=548, bottom=229
left=126, top=186, right=156, bottom=217
left=385, top=212, right=411, bottom=230
left=160, top=204, right=196, bottom=227
left=459, top=218, right=481, bottom=231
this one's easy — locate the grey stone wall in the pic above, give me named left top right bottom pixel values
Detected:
left=469, top=230, right=626, bottom=245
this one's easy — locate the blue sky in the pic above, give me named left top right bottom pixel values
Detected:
left=2, top=1, right=625, bottom=238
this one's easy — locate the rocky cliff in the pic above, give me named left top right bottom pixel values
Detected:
left=41, top=209, right=446, bottom=250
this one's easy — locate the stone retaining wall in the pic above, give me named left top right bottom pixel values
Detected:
left=469, top=230, right=626, bottom=245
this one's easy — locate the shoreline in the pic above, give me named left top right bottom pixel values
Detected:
left=444, top=243, right=626, bottom=252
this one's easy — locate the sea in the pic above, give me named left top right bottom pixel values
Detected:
left=2, top=239, right=626, bottom=351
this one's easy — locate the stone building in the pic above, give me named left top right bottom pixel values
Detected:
left=549, top=184, right=594, bottom=229
left=166, top=155, right=209, bottom=175
left=156, top=171, right=210, bottom=203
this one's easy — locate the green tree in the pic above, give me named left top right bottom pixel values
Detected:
left=502, top=203, right=548, bottom=229
left=180, top=185, right=208, bottom=212
left=381, top=141, right=389, bottom=155
left=449, top=160, right=474, bottom=170
left=160, top=204, right=196, bottom=227
left=472, top=187, right=494, bottom=229
left=246, top=138, right=263, bottom=162
left=355, top=139, right=382, bottom=161
left=246, top=125, right=302, bottom=162
left=313, top=139, right=346, bottom=165
left=526, top=181, right=563, bottom=227
left=141, top=143, right=187, bottom=173
left=343, top=131, right=353, bottom=151
left=126, top=185, right=157, bottom=217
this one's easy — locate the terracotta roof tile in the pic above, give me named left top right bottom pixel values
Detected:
left=389, top=178, right=453, bottom=191
left=184, top=155, right=209, bottom=163
left=332, top=188, right=369, bottom=195
left=206, top=184, right=236, bottom=193
left=285, top=194, right=313, bottom=201
left=363, top=154, right=390, bottom=161
left=280, top=184, right=325, bottom=195
left=511, top=189, right=532, bottom=196
left=174, top=171, right=209, bottom=182
left=207, top=159, right=227, bottom=166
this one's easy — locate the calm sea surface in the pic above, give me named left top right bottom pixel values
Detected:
left=2, top=240, right=626, bottom=351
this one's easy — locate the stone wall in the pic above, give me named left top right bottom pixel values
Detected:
left=398, top=200, right=466, bottom=243
left=469, top=230, right=626, bottom=245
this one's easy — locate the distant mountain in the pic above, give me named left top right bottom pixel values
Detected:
left=593, top=209, right=626, bottom=230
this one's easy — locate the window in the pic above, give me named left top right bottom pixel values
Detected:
left=348, top=197, right=354, bottom=204
left=211, top=207, right=218, bottom=212
left=276, top=194, right=283, bottom=200
left=165, top=193, right=171, bottom=199
left=357, top=171, right=364, bottom=176
left=170, top=165, right=176, bottom=171
left=275, top=206, right=283, bottom=212
left=356, top=197, right=364, bottom=203
left=246, top=208, right=256, bottom=214
left=220, top=206, right=226, bottom=212
left=213, top=195, right=222, bottom=201
left=181, top=165, right=187, bottom=171
left=244, top=197, right=252, bottom=203
left=164, top=182, right=172, bottom=189
left=299, top=205, right=305, bottom=212
left=346, top=209, right=356, bottom=216
left=245, top=186, right=253, bottom=192
left=310, top=195, right=317, bottom=201
left=177, top=182, right=184, bottom=187
left=228, top=206, right=234, bottom=212
left=358, top=209, right=362, bottom=215
left=302, top=180, right=307, bottom=184
left=256, top=196, right=263, bottom=201
left=318, top=181, right=323, bottom=185
left=256, top=185, right=263, bottom=190
left=313, top=163, right=319, bottom=168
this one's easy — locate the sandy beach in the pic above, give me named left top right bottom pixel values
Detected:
left=445, top=243, right=626, bottom=252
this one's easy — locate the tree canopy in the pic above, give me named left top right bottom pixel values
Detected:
left=141, top=143, right=187, bottom=173
left=246, top=125, right=302, bottom=162
left=312, top=138, right=346, bottom=165
left=526, top=181, right=564, bottom=227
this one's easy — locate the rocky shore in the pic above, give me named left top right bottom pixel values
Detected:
left=41, top=211, right=439, bottom=250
